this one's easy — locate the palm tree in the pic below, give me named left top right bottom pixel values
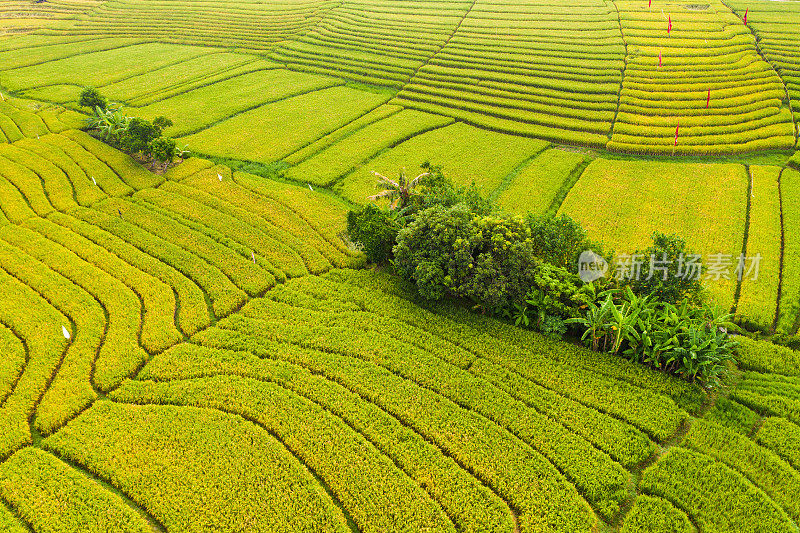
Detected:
left=367, top=168, right=429, bottom=210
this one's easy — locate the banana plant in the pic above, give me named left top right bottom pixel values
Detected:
left=87, top=105, right=130, bottom=142
left=509, top=301, right=530, bottom=327
left=367, top=168, right=429, bottom=210
left=175, top=144, right=191, bottom=159
left=607, top=293, right=643, bottom=354
left=566, top=293, right=615, bottom=351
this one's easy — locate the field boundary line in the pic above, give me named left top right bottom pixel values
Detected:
left=45, top=211, right=202, bottom=338
left=33, top=214, right=182, bottom=354
left=0, top=262, right=71, bottom=462
left=0, top=493, right=35, bottom=533
left=488, top=145, right=551, bottom=203
left=0, top=170, right=41, bottom=222
left=228, top=171, right=358, bottom=258
left=396, top=0, right=480, bottom=99
left=110, top=397, right=362, bottom=533
left=12, top=143, right=80, bottom=207
left=0, top=39, right=148, bottom=73
left=274, top=97, right=397, bottom=167
left=216, top=314, right=612, bottom=518
left=732, top=165, right=754, bottom=315
left=152, top=181, right=314, bottom=276
left=113, top=56, right=263, bottom=105
left=183, top=333, right=527, bottom=531
left=281, top=106, right=403, bottom=165
left=128, top=372, right=464, bottom=531
left=127, top=194, right=280, bottom=286
left=0, top=154, right=57, bottom=216
left=0, top=322, right=29, bottom=410
left=326, top=118, right=457, bottom=188
left=608, top=0, right=629, bottom=146
left=333, top=120, right=454, bottom=187
left=173, top=81, right=345, bottom=138
left=39, top=446, right=168, bottom=533
left=127, top=61, right=270, bottom=107
left=773, top=167, right=787, bottom=331
left=67, top=207, right=218, bottom=326
left=26, top=137, right=100, bottom=193
left=0, top=230, right=109, bottom=416
left=546, top=154, right=594, bottom=217
left=0, top=109, right=47, bottom=140
left=18, top=224, right=141, bottom=388
left=98, top=196, right=257, bottom=296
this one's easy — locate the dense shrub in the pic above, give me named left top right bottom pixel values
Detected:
left=417, top=162, right=493, bottom=215
left=626, top=232, right=704, bottom=304
left=149, top=136, right=177, bottom=165
left=81, top=90, right=180, bottom=167
left=346, top=205, right=399, bottom=264
left=394, top=204, right=532, bottom=308
left=78, top=87, right=107, bottom=111
left=393, top=204, right=589, bottom=316
left=527, top=213, right=608, bottom=270
left=354, top=162, right=740, bottom=386
left=119, top=118, right=162, bottom=155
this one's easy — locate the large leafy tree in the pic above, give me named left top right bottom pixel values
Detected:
left=78, top=87, right=107, bottom=110
left=149, top=137, right=177, bottom=165
left=119, top=118, right=161, bottom=154
left=393, top=204, right=585, bottom=313
left=628, top=232, right=704, bottom=304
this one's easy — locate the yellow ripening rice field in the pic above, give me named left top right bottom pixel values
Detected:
left=393, top=0, right=627, bottom=147
left=4, top=0, right=795, bottom=155
left=0, top=16, right=799, bottom=525
left=558, top=158, right=748, bottom=310
left=727, top=0, right=800, bottom=115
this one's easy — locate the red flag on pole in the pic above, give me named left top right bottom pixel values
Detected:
left=706, top=89, right=711, bottom=108
left=668, top=16, right=672, bottom=35
left=743, top=8, right=748, bottom=25
left=649, top=0, right=652, bottom=8
left=658, top=51, right=662, bottom=68
left=674, top=122, right=680, bottom=147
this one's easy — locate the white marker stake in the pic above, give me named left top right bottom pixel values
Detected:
left=91, top=176, right=97, bottom=185
left=308, top=183, right=313, bottom=191
left=218, top=173, right=223, bottom=182
left=252, top=251, right=256, bottom=263
left=0, top=91, right=4, bottom=101
left=62, top=326, right=71, bottom=340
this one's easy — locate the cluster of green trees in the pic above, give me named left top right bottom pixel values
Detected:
left=78, top=88, right=187, bottom=169
left=347, top=163, right=737, bottom=386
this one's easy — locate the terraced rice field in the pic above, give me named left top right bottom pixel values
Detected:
left=1, top=1, right=800, bottom=530
left=336, top=121, right=549, bottom=203
left=0, top=102, right=797, bottom=530
left=0, top=1, right=103, bottom=36
left=609, top=0, right=795, bottom=155
left=727, top=0, right=800, bottom=115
